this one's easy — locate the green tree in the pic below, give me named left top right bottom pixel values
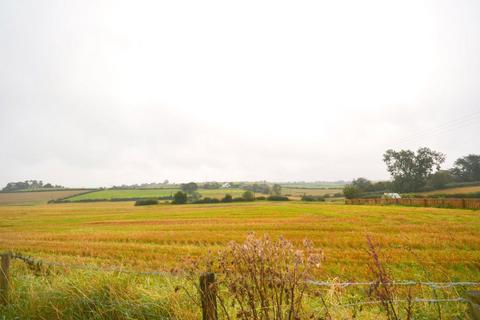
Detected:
left=243, top=183, right=271, bottom=194
left=242, top=190, right=255, bottom=201
left=451, top=154, right=480, bottom=182
left=351, top=178, right=373, bottom=193
left=173, top=191, right=187, bottom=204
left=272, top=184, right=282, bottom=196
left=428, top=170, right=452, bottom=189
left=189, top=191, right=202, bottom=202
left=203, top=182, right=221, bottom=189
left=181, top=182, right=198, bottom=194
left=222, top=194, right=233, bottom=202
left=383, top=147, right=445, bottom=192
left=343, top=185, right=359, bottom=199
left=371, top=181, right=392, bottom=192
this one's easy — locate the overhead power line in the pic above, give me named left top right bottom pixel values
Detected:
left=395, top=110, right=480, bottom=146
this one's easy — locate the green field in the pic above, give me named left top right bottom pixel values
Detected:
left=67, top=188, right=260, bottom=201
left=0, top=200, right=478, bottom=319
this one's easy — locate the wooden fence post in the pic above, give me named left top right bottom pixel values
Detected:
left=200, top=272, right=217, bottom=320
left=466, top=291, right=480, bottom=320
left=1, top=253, right=10, bottom=306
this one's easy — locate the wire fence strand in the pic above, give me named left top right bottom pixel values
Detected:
left=11, top=253, right=480, bottom=287
left=11, top=253, right=178, bottom=277
left=307, top=280, right=480, bottom=289
left=334, top=297, right=467, bottom=308
left=10, top=253, right=480, bottom=289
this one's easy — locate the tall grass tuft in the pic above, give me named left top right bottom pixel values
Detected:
left=1, top=262, right=197, bottom=319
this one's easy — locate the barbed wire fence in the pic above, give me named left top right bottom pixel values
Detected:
left=2, top=252, right=480, bottom=319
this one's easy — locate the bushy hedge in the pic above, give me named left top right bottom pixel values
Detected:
left=232, top=197, right=247, bottom=202
left=194, top=197, right=221, bottom=204
left=192, top=195, right=258, bottom=204
left=173, top=191, right=187, bottom=204
left=242, top=191, right=255, bottom=201
left=222, top=194, right=233, bottom=202
left=255, top=196, right=266, bottom=200
left=405, top=192, right=480, bottom=199
left=49, top=196, right=172, bottom=204
left=354, top=192, right=385, bottom=199
left=134, top=199, right=159, bottom=206
left=267, top=195, right=289, bottom=201
left=301, top=195, right=325, bottom=202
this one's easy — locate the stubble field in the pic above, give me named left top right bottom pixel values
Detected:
left=0, top=190, right=91, bottom=205
left=1, top=201, right=478, bottom=280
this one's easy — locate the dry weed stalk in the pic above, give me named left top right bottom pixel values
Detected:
left=214, top=233, right=322, bottom=320
left=366, top=235, right=413, bottom=320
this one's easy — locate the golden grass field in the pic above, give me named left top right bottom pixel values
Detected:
left=421, top=185, right=480, bottom=195
left=0, top=190, right=89, bottom=205
left=1, top=201, right=478, bottom=281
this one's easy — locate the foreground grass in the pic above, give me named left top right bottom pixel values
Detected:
left=1, top=201, right=478, bottom=319
left=0, top=201, right=479, bottom=281
left=0, top=260, right=470, bottom=319
left=1, top=261, right=196, bottom=320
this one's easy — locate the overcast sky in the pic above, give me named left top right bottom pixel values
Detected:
left=1, top=0, right=479, bottom=187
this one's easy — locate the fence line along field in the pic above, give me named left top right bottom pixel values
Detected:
left=0, top=190, right=92, bottom=206
left=347, top=197, right=480, bottom=209
left=0, top=201, right=478, bottom=280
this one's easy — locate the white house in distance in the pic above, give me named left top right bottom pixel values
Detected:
left=221, top=182, right=231, bottom=189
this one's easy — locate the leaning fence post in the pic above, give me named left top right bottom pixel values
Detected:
left=0, top=253, right=11, bottom=306
left=466, top=291, right=480, bottom=320
left=200, top=272, right=218, bottom=320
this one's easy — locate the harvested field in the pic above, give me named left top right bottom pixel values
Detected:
left=1, top=201, right=478, bottom=280
left=0, top=190, right=91, bottom=206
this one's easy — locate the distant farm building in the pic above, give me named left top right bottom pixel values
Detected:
left=221, top=183, right=231, bottom=189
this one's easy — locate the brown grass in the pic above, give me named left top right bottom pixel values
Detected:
left=0, top=190, right=90, bottom=206
left=421, top=185, right=480, bottom=195
left=0, top=201, right=479, bottom=282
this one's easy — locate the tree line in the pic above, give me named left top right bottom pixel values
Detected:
left=344, top=148, right=480, bottom=198
left=167, top=182, right=285, bottom=204
left=1, top=180, right=64, bottom=192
